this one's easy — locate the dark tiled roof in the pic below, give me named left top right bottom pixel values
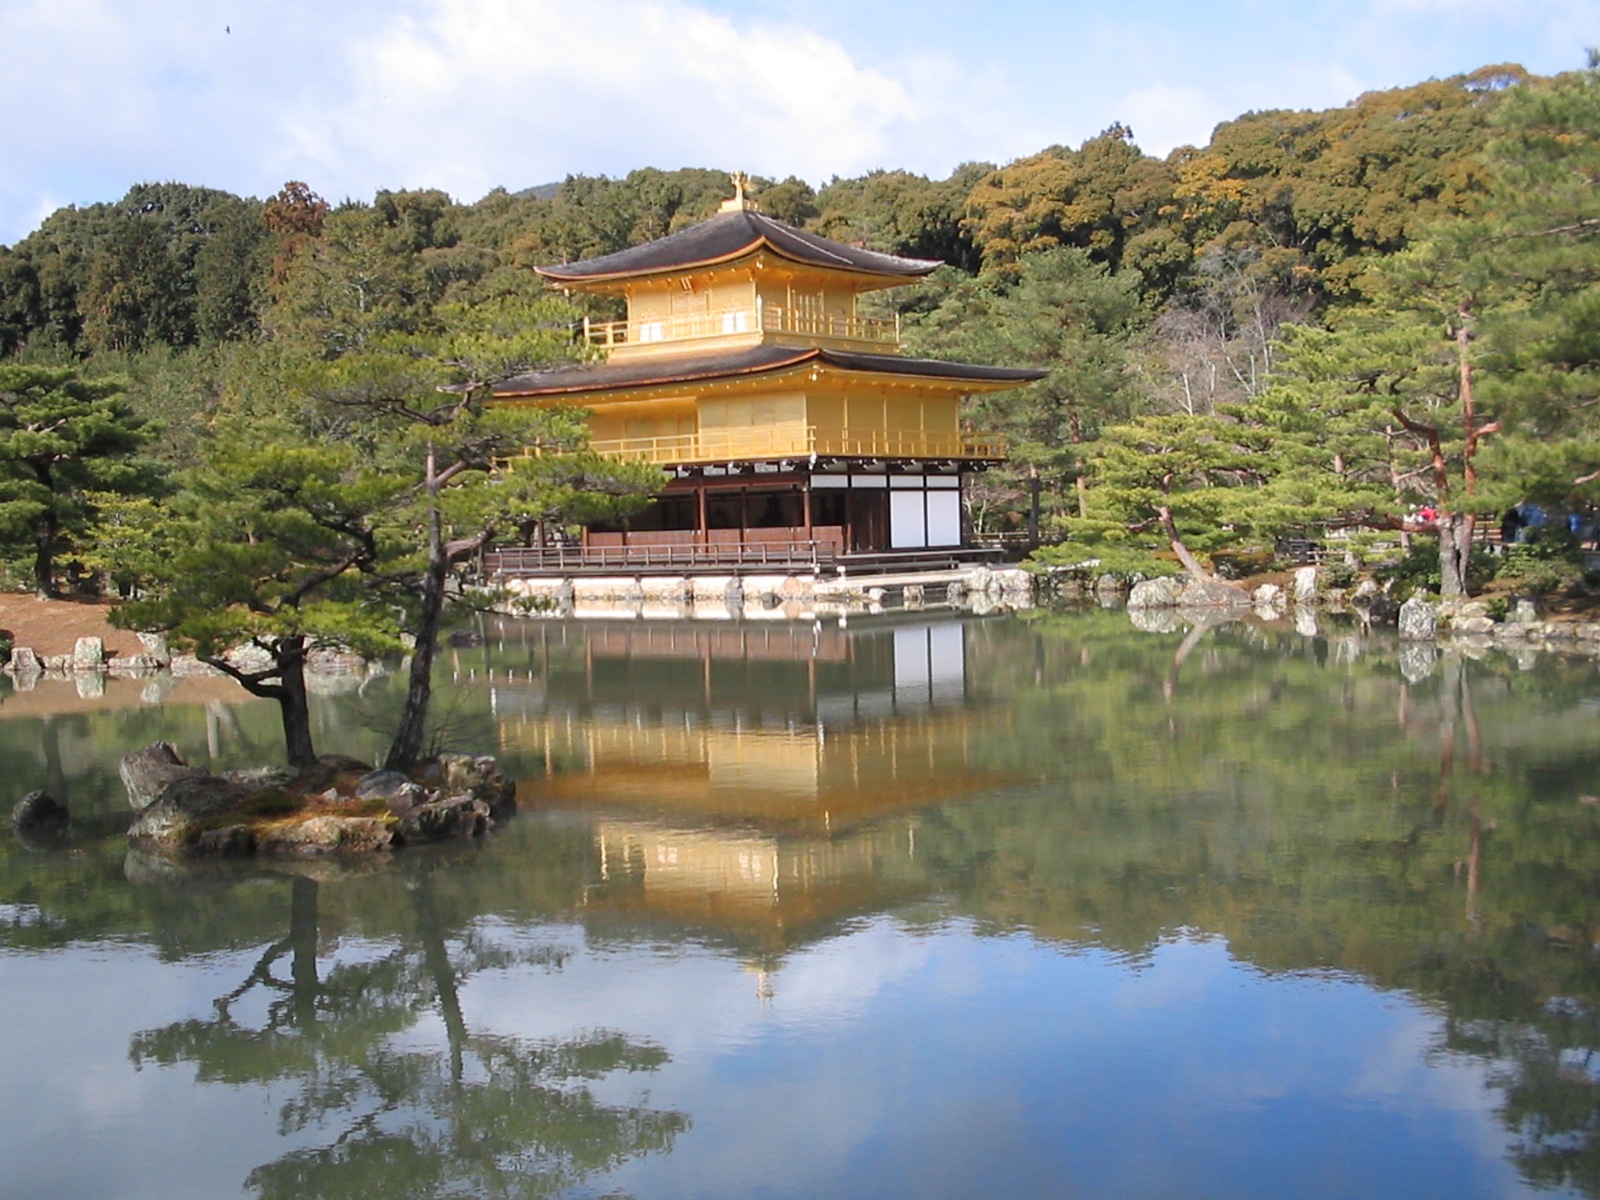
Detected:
left=494, top=345, right=1046, bottom=399
left=536, top=210, right=942, bottom=285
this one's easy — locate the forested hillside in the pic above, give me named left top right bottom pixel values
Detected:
left=0, top=59, right=1595, bottom=599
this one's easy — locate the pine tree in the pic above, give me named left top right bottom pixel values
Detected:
left=113, top=426, right=403, bottom=768
left=0, top=365, right=155, bottom=596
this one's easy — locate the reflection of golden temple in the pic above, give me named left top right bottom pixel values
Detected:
left=494, top=616, right=1015, bottom=950
left=589, top=818, right=924, bottom=935
left=509, top=714, right=1008, bottom=832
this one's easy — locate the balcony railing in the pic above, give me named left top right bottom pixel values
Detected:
left=583, top=302, right=899, bottom=350
left=580, top=428, right=1007, bottom=465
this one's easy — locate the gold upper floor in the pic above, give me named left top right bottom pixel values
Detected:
left=590, top=263, right=903, bottom=362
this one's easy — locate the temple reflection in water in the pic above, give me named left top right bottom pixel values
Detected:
left=477, top=614, right=1015, bottom=951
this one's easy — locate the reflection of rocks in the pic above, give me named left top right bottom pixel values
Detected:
left=1294, top=608, right=1320, bottom=638
left=1331, top=636, right=1363, bottom=666
left=1398, top=641, right=1439, bottom=683
left=73, top=671, right=105, bottom=699
left=1128, top=606, right=1182, bottom=634
left=12, top=790, right=68, bottom=831
left=123, top=845, right=404, bottom=886
left=107, top=655, right=163, bottom=674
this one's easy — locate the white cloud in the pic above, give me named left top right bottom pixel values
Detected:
left=272, top=0, right=933, bottom=202
left=2, top=0, right=1595, bottom=244
left=1115, top=83, right=1230, bottom=156
left=0, top=0, right=1035, bottom=243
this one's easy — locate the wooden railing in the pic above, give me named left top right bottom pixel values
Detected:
left=481, top=539, right=1007, bottom=577
left=484, top=538, right=844, bottom=575
left=583, top=302, right=899, bottom=350
left=581, top=428, right=1007, bottom=465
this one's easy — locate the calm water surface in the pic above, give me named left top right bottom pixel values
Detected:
left=3, top=609, right=1599, bottom=1199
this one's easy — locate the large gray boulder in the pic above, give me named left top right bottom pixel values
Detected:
left=1253, top=583, right=1286, bottom=609
left=1176, top=578, right=1252, bottom=609
left=72, top=637, right=105, bottom=671
left=127, top=775, right=251, bottom=846
left=1292, top=566, right=1320, bottom=603
left=437, top=754, right=517, bottom=820
left=1127, top=576, right=1185, bottom=610
left=221, top=765, right=299, bottom=791
left=6, top=646, right=41, bottom=675
left=355, top=769, right=429, bottom=813
left=1398, top=596, right=1438, bottom=642
left=395, top=796, right=492, bottom=842
left=255, top=816, right=395, bottom=856
left=120, top=742, right=207, bottom=810
left=136, top=631, right=170, bottom=666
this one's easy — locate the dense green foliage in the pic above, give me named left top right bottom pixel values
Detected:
left=0, top=364, right=156, bottom=596
left=0, top=58, right=1594, bottom=605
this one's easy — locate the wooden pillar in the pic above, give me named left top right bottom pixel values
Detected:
left=697, top=483, right=708, bottom=547
left=802, top=480, right=814, bottom=543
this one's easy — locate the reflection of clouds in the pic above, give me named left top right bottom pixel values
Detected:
left=0, top=921, right=1532, bottom=1200
left=467, top=922, right=1527, bottom=1199
left=0, top=946, right=315, bottom=1199
left=463, top=917, right=938, bottom=1055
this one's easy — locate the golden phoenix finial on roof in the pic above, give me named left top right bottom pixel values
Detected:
left=720, top=171, right=759, bottom=213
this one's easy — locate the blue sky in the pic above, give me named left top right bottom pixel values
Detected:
left=1, top=0, right=1595, bottom=246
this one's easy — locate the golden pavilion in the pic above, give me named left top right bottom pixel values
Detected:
left=491, top=177, right=1044, bottom=570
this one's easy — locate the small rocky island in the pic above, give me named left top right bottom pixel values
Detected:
left=118, top=743, right=517, bottom=857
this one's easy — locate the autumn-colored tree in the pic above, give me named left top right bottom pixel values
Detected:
left=965, top=125, right=1182, bottom=289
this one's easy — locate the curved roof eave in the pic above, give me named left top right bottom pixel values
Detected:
left=534, top=210, right=943, bottom=287
left=493, top=346, right=1047, bottom=401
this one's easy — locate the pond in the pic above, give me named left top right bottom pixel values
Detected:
left=3, top=608, right=1599, bottom=1199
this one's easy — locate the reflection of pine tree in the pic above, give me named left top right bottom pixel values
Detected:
left=130, top=873, right=687, bottom=1199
